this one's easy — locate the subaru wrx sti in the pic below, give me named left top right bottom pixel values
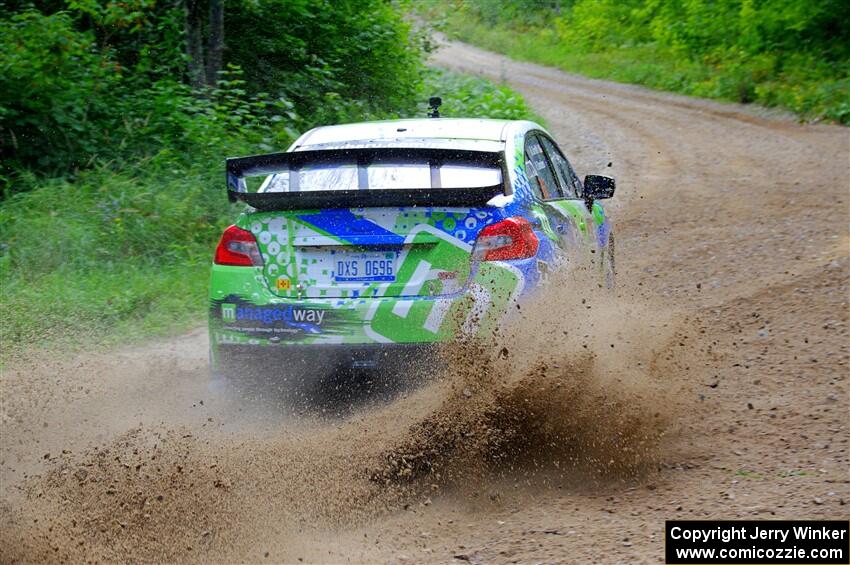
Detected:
left=209, top=118, right=615, bottom=383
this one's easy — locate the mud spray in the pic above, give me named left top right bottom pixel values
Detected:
left=1, top=267, right=697, bottom=563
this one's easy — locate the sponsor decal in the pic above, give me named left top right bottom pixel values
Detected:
left=210, top=295, right=358, bottom=342
left=232, top=305, right=325, bottom=325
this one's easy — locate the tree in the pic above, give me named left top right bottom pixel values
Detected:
left=205, top=0, right=224, bottom=85
left=184, top=0, right=224, bottom=87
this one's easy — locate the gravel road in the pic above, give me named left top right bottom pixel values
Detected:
left=1, top=40, right=848, bottom=563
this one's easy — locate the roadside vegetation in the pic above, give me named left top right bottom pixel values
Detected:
left=421, top=0, right=850, bottom=124
left=0, top=1, right=539, bottom=357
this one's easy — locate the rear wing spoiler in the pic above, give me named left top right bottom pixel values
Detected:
left=225, top=147, right=507, bottom=211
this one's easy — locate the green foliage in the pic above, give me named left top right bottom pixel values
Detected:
left=423, top=0, right=850, bottom=123
left=0, top=11, right=121, bottom=172
left=0, top=13, right=291, bottom=181
left=0, top=0, right=428, bottom=178
left=226, top=0, right=426, bottom=122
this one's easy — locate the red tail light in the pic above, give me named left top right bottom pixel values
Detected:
left=474, top=217, right=539, bottom=261
left=214, top=225, right=263, bottom=266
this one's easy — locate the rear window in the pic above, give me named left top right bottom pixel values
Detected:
left=259, top=159, right=502, bottom=193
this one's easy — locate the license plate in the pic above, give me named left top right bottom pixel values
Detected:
left=332, top=251, right=397, bottom=282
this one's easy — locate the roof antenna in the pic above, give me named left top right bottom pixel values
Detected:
left=428, top=96, right=442, bottom=118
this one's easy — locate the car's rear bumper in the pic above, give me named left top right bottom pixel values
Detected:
left=208, top=259, right=529, bottom=351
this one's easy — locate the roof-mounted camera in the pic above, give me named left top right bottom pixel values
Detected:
left=428, top=96, right=442, bottom=118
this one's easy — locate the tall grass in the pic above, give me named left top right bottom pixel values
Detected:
left=0, top=160, right=232, bottom=355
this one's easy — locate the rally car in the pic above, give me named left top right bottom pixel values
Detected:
left=209, top=118, right=615, bottom=384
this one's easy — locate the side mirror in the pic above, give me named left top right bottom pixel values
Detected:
left=583, top=175, right=615, bottom=200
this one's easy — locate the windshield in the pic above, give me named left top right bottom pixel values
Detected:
left=258, top=159, right=502, bottom=192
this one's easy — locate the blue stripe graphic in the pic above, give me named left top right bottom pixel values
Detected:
left=296, top=210, right=405, bottom=246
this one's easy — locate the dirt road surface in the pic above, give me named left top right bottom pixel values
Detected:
left=2, top=40, right=848, bottom=563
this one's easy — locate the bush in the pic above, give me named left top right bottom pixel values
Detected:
left=226, top=0, right=426, bottom=121
left=0, top=0, right=429, bottom=181
left=0, top=11, right=121, bottom=172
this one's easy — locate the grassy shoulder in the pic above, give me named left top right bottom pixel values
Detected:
left=0, top=163, right=231, bottom=359
left=422, top=4, right=849, bottom=124
left=0, top=69, right=540, bottom=361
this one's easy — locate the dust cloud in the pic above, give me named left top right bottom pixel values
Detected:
left=376, top=265, right=688, bottom=491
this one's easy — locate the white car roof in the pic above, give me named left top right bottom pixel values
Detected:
left=291, top=118, right=528, bottom=150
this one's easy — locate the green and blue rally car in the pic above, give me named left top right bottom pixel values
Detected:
left=209, top=118, right=615, bottom=382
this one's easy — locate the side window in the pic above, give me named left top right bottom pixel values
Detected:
left=523, top=147, right=543, bottom=199
left=540, top=136, right=581, bottom=198
left=524, top=135, right=562, bottom=200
